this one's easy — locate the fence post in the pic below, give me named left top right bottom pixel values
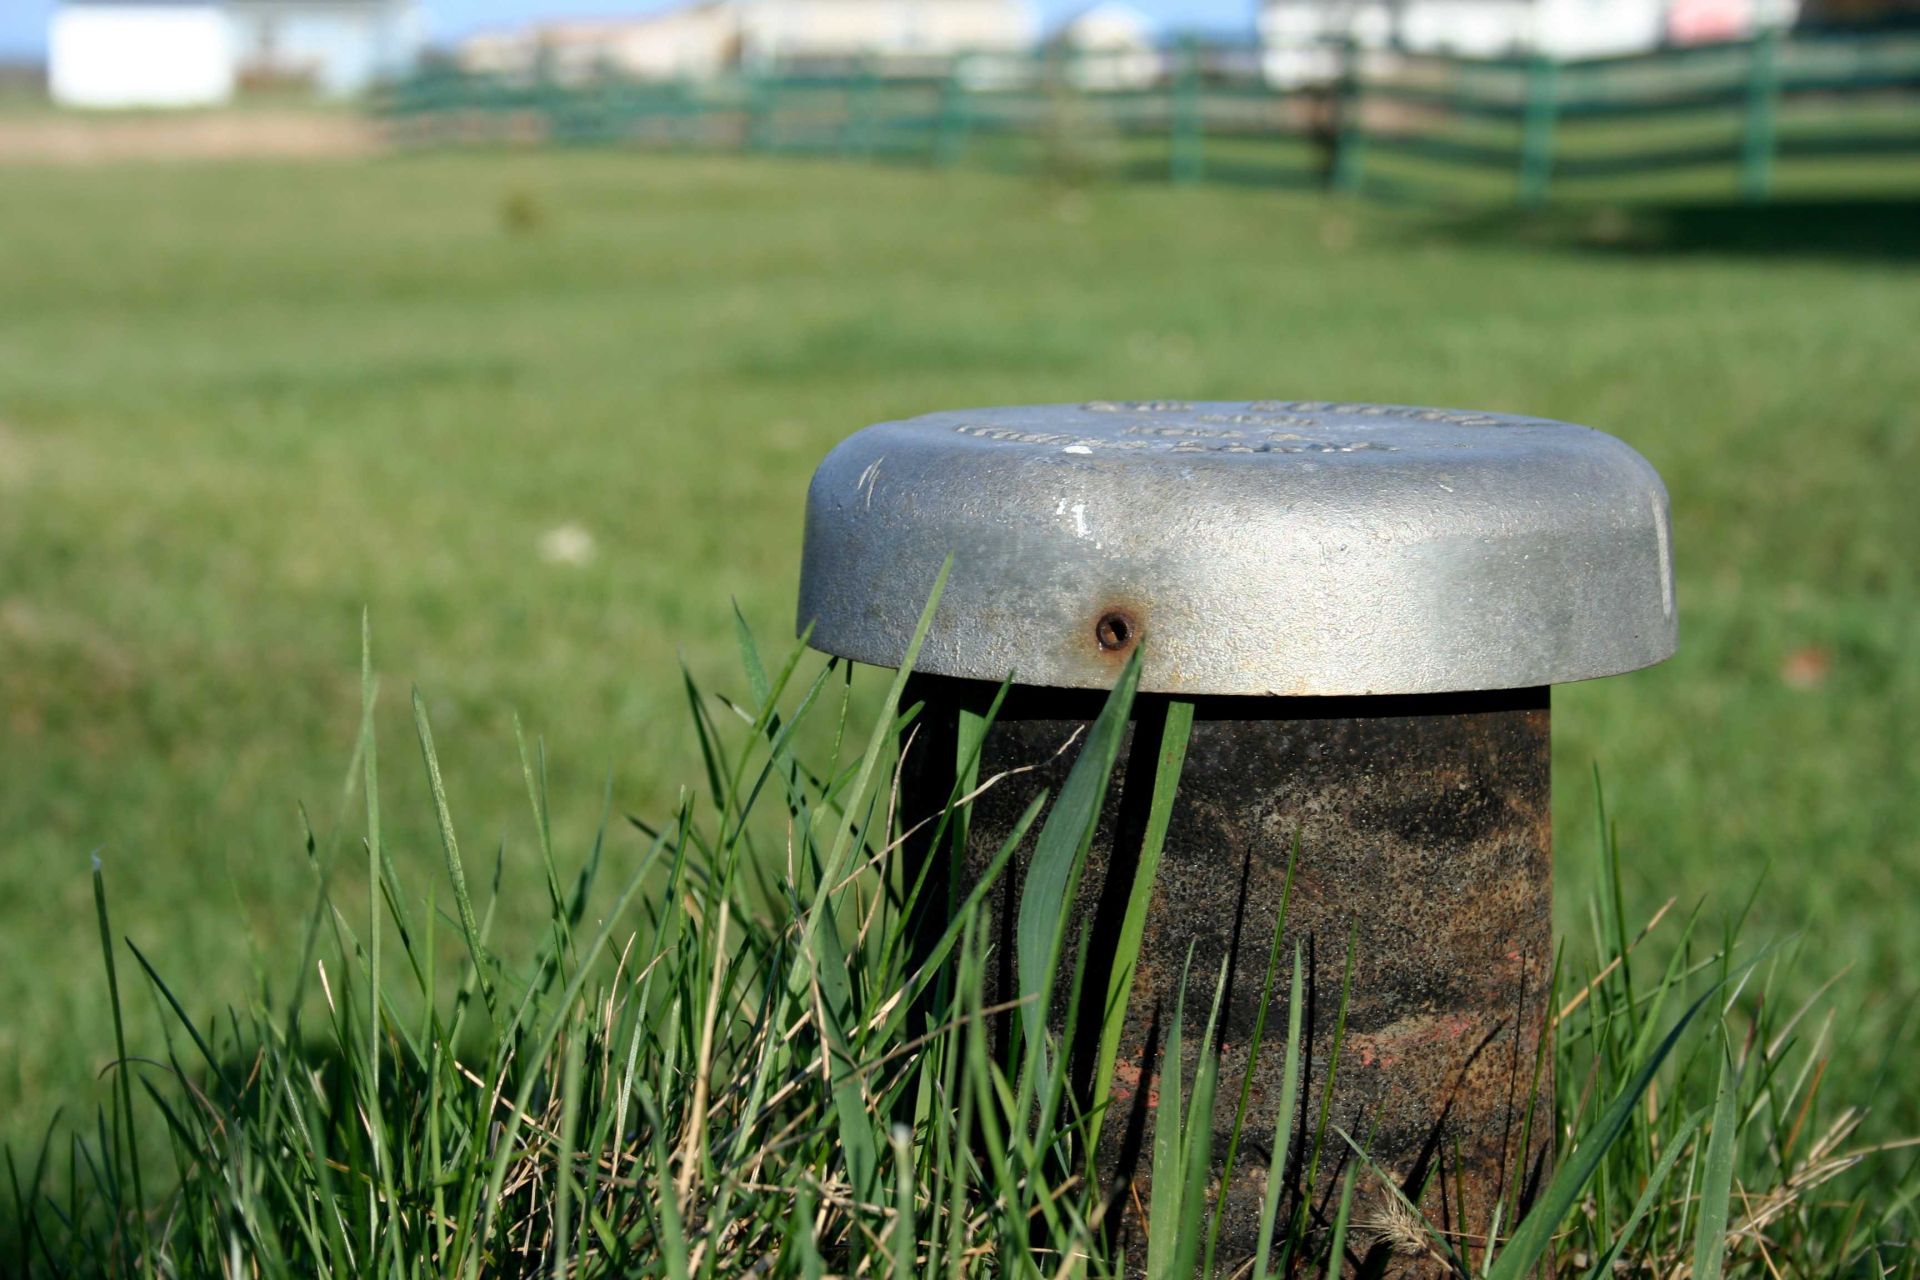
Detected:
left=1330, top=36, right=1367, bottom=192
left=1518, top=55, right=1560, bottom=207
left=844, top=57, right=881, bottom=159
left=1741, top=27, right=1781, bottom=201
left=838, top=72, right=855, bottom=157
left=1170, top=36, right=1204, bottom=186
left=675, top=79, right=701, bottom=151
left=936, top=55, right=971, bottom=167
left=661, top=80, right=684, bottom=150
left=746, top=71, right=775, bottom=153
left=683, top=80, right=706, bottom=151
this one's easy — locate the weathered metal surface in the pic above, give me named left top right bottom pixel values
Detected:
left=801, top=399, right=1674, bottom=1272
left=900, top=678, right=1554, bottom=1277
left=798, top=401, right=1674, bottom=696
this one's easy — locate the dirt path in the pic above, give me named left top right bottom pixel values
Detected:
left=0, top=110, right=381, bottom=163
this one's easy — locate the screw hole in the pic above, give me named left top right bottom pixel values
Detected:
left=1095, top=612, right=1134, bottom=652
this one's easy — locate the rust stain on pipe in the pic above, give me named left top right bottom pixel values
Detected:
left=902, top=679, right=1553, bottom=1278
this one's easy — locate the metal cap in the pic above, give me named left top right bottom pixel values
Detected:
left=796, top=401, right=1675, bottom=696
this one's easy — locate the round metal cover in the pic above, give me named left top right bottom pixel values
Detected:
left=796, top=401, right=1675, bottom=696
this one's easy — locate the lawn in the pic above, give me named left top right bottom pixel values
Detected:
left=0, top=148, right=1915, bottom=1158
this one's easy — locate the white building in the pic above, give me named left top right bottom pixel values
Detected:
left=50, top=0, right=236, bottom=107
left=1046, top=2, right=1161, bottom=89
left=1259, top=0, right=1800, bottom=85
left=458, top=0, right=1036, bottom=81
left=459, top=3, right=741, bottom=81
left=48, top=0, right=421, bottom=107
left=737, top=0, right=1035, bottom=65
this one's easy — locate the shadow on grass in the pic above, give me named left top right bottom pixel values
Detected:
left=1431, top=196, right=1920, bottom=262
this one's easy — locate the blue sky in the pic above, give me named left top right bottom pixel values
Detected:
left=0, top=0, right=1260, bottom=59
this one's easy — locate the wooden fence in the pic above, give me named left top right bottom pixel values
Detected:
left=382, top=31, right=1920, bottom=205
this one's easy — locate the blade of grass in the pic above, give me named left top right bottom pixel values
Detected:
left=1253, top=943, right=1305, bottom=1280
left=1582, top=1109, right=1706, bottom=1280
left=1325, top=1166, right=1356, bottom=1280
left=356, top=615, right=396, bottom=1258
left=648, top=1099, right=692, bottom=1280
left=788, top=559, right=950, bottom=981
left=891, top=1122, right=917, bottom=1280
left=1090, top=697, right=1194, bottom=1158
left=411, top=689, right=496, bottom=1021
left=1487, top=971, right=1740, bottom=1280
left=551, top=1026, right=587, bottom=1280
left=1170, top=956, right=1228, bottom=1280
left=460, top=829, right=670, bottom=1277
left=1692, top=1042, right=1740, bottom=1280
left=1145, top=943, right=1193, bottom=1280
left=1296, top=924, right=1357, bottom=1242
left=90, top=857, right=148, bottom=1276
left=1017, top=648, right=1142, bottom=1062
left=1203, top=834, right=1298, bottom=1280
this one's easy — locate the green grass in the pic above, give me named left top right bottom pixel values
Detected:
left=8, top=625, right=1915, bottom=1277
left=0, top=149, right=1916, bottom=1166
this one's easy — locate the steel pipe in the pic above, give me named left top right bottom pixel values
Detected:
left=797, top=401, right=1674, bottom=1273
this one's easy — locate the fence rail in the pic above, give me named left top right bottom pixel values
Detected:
left=381, top=31, right=1920, bottom=204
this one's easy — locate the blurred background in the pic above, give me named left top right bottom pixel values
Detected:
left=0, top=0, right=1916, bottom=1164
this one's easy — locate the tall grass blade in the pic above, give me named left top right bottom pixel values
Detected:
left=551, top=1027, right=586, bottom=1280
left=814, top=913, right=881, bottom=1201
left=794, top=1186, right=826, bottom=1280
left=411, top=688, right=496, bottom=1019
left=1582, top=1109, right=1705, bottom=1280
left=1204, top=834, right=1297, bottom=1280
left=1253, top=944, right=1304, bottom=1280
left=788, top=559, right=949, bottom=984
left=1145, top=944, right=1192, bottom=1280
left=891, top=1123, right=917, bottom=1280
left=89, top=857, right=147, bottom=1275
left=648, top=1104, right=691, bottom=1280
left=1325, top=1167, right=1356, bottom=1280
left=1016, top=648, right=1142, bottom=1058
left=463, top=828, right=670, bottom=1276
left=1487, top=976, right=1733, bottom=1280
left=1298, top=925, right=1357, bottom=1237
left=356, top=615, right=397, bottom=1256
left=1090, top=697, right=1193, bottom=1157
left=1170, top=957, right=1228, bottom=1280
left=1692, top=1044, right=1740, bottom=1280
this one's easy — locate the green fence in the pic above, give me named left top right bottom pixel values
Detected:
left=382, top=31, right=1920, bottom=204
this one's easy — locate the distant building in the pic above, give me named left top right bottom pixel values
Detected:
left=1046, top=2, right=1161, bottom=88
left=50, top=1, right=236, bottom=107
left=1259, top=0, right=1801, bottom=85
left=737, top=0, right=1035, bottom=65
left=458, top=2, right=740, bottom=81
left=457, top=0, right=1036, bottom=81
left=48, top=0, right=421, bottom=107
